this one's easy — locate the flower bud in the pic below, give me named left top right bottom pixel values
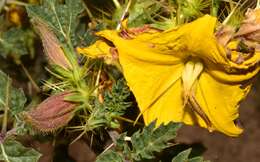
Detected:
left=32, top=19, right=72, bottom=69
left=24, top=92, right=76, bottom=132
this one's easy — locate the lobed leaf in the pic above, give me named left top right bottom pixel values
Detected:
left=26, top=0, right=84, bottom=45
left=131, top=121, right=182, bottom=161
left=0, top=28, right=35, bottom=63
left=96, top=121, right=182, bottom=162
left=0, top=70, right=27, bottom=116
left=112, top=0, right=162, bottom=28
left=88, top=79, right=131, bottom=129
left=96, top=150, right=124, bottom=162
left=0, top=140, right=41, bottom=162
left=172, top=148, right=209, bottom=162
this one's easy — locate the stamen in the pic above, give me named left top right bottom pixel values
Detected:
left=189, top=95, right=213, bottom=131
left=182, top=59, right=213, bottom=130
left=182, top=60, right=203, bottom=103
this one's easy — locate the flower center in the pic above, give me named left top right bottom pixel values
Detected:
left=182, top=59, right=213, bottom=130
left=182, top=60, right=203, bottom=96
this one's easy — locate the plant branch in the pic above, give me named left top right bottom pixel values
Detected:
left=0, top=0, right=6, bottom=13
left=21, top=63, right=41, bottom=93
left=0, top=144, right=10, bottom=162
left=82, top=0, right=95, bottom=24
left=112, top=0, right=121, bottom=9
left=211, top=0, right=220, bottom=16
left=1, top=77, right=10, bottom=134
left=116, top=0, right=132, bottom=30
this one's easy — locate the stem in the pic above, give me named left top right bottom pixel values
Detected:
left=21, top=63, right=41, bottom=93
left=112, top=0, right=121, bottom=9
left=176, top=0, right=182, bottom=25
left=115, top=116, right=143, bottom=126
left=94, top=63, right=102, bottom=95
left=62, top=46, right=82, bottom=88
left=116, top=0, right=132, bottom=30
left=257, top=0, right=260, bottom=9
left=101, top=143, right=114, bottom=154
left=0, top=0, right=6, bottom=13
left=168, top=0, right=174, bottom=19
left=211, top=0, right=219, bottom=17
left=2, top=77, right=10, bottom=134
left=0, top=144, right=10, bottom=162
left=222, top=0, right=242, bottom=25
left=70, top=129, right=86, bottom=144
left=82, top=0, right=95, bottom=24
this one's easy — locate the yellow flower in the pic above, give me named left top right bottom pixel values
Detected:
left=8, top=4, right=23, bottom=27
left=78, top=15, right=260, bottom=136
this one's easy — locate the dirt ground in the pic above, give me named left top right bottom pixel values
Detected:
left=176, top=82, right=260, bottom=162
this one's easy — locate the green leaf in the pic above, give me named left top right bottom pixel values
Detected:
left=96, top=121, right=182, bottom=161
left=0, top=140, right=41, bottom=162
left=172, top=148, right=191, bottom=162
left=172, top=148, right=208, bottom=162
left=0, top=70, right=27, bottom=116
left=26, top=0, right=84, bottom=45
left=128, top=0, right=161, bottom=27
left=0, top=28, right=35, bottom=64
left=177, top=0, right=210, bottom=22
left=103, top=79, right=131, bottom=115
left=189, top=157, right=208, bottom=162
left=96, top=150, right=124, bottom=162
left=88, top=79, right=131, bottom=129
left=74, top=23, right=103, bottom=47
left=130, top=121, right=182, bottom=161
left=95, top=122, right=209, bottom=162
left=151, top=20, right=177, bottom=30
left=112, top=0, right=162, bottom=27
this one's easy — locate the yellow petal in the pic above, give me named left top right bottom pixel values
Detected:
left=142, top=78, right=184, bottom=124
left=207, top=40, right=260, bottom=83
left=83, top=15, right=228, bottom=66
left=119, top=55, right=184, bottom=117
left=195, top=72, right=249, bottom=136
left=77, top=40, right=112, bottom=58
